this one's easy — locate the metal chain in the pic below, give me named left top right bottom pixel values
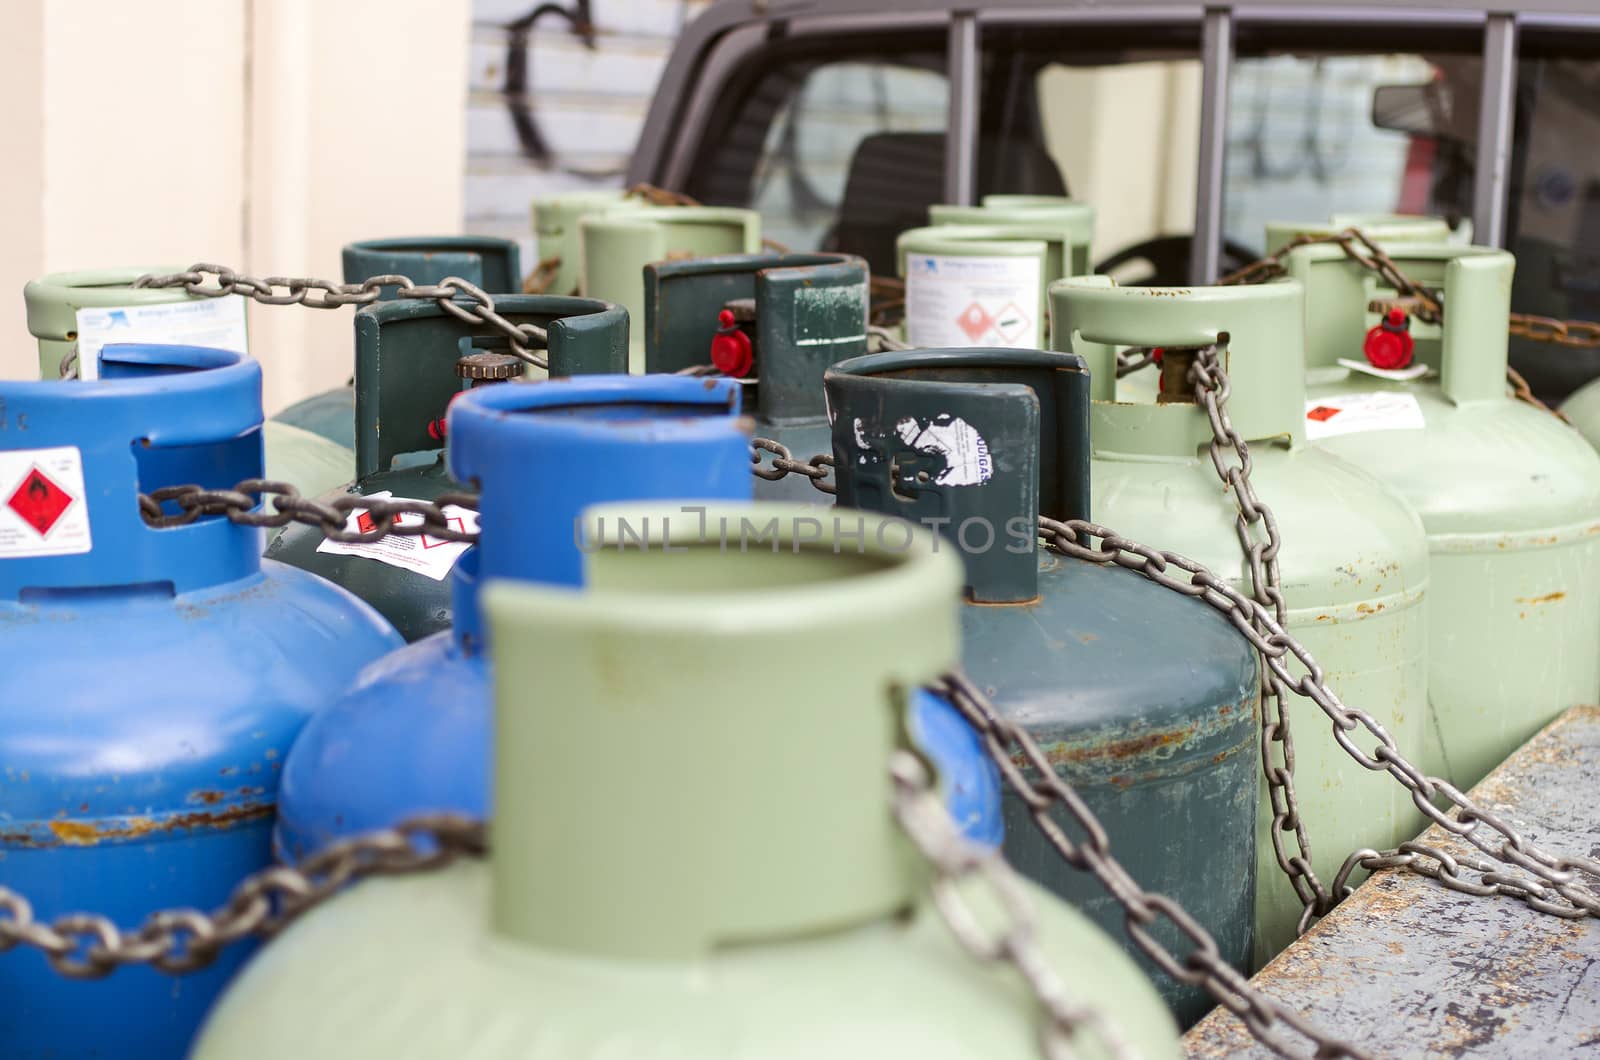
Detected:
left=890, top=751, right=1136, bottom=1060
left=935, top=669, right=1365, bottom=1059
left=1509, top=312, right=1600, bottom=350
left=1115, top=348, right=1159, bottom=379
left=1188, top=345, right=1332, bottom=932
left=0, top=815, right=482, bottom=978
left=1219, top=229, right=1442, bottom=325
left=750, top=438, right=836, bottom=495
left=1040, top=518, right=1600, bottom=921
left=138, top=480, right=482, bottom=541
left=132, top=265, right=552, bottom=370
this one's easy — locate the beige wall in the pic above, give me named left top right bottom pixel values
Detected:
left=0, top=0, right=469, bottom=413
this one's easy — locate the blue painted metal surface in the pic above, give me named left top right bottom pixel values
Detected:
left=0, top=345, right=401, bottom=1059
left=642, top=253, right=870, bottom=502
left=271, top=236, right=524, bottom=451
left=826, top=347, right=1260, bottom=1025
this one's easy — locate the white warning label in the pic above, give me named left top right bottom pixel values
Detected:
left=315, top=491, right=477, bottom=580
left=894, top=414, right=993, bottom=486
left=74, top=297, right=250, bottom=380
left=0, top=446, right=92, bottom=558
left=904, top=254, right=1042, bottom=349
left=1305, top=392, right=1427, bottom=440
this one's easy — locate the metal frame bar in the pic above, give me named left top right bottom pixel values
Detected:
left=1473, top=13, right=1520, bottom=247
left=1192, top=8, right=1234, bottom=283
left=945, top=11, right=980, bottom=205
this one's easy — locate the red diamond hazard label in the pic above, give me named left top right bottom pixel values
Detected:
left=8, top=467, right=74, bottom=537
left=0, top=446, right=92, bottom=558
left=1306, top=406, right=1342, bottom=422
left=957, top=303, right=993, bottom=343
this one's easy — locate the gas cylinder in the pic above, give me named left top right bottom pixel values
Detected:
left=579, top=206, right=761, bottom=370
left=896, top=225, right=1061, bottom=350
left=1285, top=242, right=1600, bottom=789
left=0, top=344, right=401, bottom=1059
left=23, top=267, right=352, bottom=499
left=927, top=199, right=1095, bottom=276
left=531, top=189, right=633, bottom=295
left=1051, top=278, right=1431, bottom=966
left=825, top=347, right=1260, bottom=1024
left=191, top=502, right=1178, bottom=1060
left=641, top=251, right=869, bottom=502
left=265, top=294, right=628, bottom=642
left=1115, top=215, right=1451, bottom=406
left=272, top=236, right=525, bottom=451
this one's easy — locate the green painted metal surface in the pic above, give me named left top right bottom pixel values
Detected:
left=531, top=189, right=632, bottom=295
left=1286, top=242, right=1600, bottom=791
left=1052, top=278, right=1432, bottom=967
left=580, top=207, right=762, bottom=371
left=825, top=348, right=1261, bottom=1024
left=1561, top=375, right=1600, bottom=451
left=23, top=266, right=356, bottom=513
left=1262, top=214, right=1451, bottom=256
left=643, top=251, right=868, bottom=502
left=928, top=200, right=1095, bottom=275
left=897, top=226, right=1059, bottom=349
left=192, top=502, right=1179, bottom=1060
left=265, top=295, right=629, bottom=642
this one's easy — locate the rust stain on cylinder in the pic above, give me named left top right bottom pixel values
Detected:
left=3, top=802, right=275, bottom=848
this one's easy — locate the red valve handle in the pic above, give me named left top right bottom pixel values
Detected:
left=427, top=390, right=469, bottom=442
left=710, top=308, right=754, bottom=378
left=1362, top=308, right=1415, bottom=371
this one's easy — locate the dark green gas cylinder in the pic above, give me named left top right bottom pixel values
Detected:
left=642, top=252, right=868, bottom=503
left=825, top=347, right=1261, bottom=1024
left=271, top=236, right=524, bottom=451
left=265, top=295, right=628, bottom=641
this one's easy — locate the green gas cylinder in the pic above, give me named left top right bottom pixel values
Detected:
left=265, top=294, right=628, bottom=642
left=897, top=226, right=1060, bottom=350
left=271, top=236, right=526, bottom=451
left=22, top=266, right=352, bottom=500
left=1051, top=278, right=1432, bottom=966
left=927, top=200, right=1095, bottom=277
left=641, top=251, right=869, bottom=502
left=191, top=502, right=1179, bottom=1060
left=580, top=207, right=762, bottom=371
left=531, top=189, right=632, bottom=295
left=1285, top=242, right=1600, bottom=790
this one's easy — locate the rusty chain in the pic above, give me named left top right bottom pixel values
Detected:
left=0, top=815, right=482, bottom=978
left=890, top=751, right=1137, bottom=1060
left=1189, top=346, right=1333, bottom=933
left=131, top=265, right=552, bottom=370
left=750, top=438, right=836, bottom=495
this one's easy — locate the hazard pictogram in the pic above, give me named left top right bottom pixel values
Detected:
left=420, top=516, right=467, bottom=549
left=957, top=303, right=993, bottom=343
left=993, top=302, right=1031, bottom=344
left=1306, top=406, right=1343, bottom=423
left=7, top=467, right=75, bottom=538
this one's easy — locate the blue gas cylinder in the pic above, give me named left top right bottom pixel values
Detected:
left=275, top=373, right=1001, bottom=860
left=0, top=344, right=402, bottom=1059
left=826, top=347, right=1260, bottom=1024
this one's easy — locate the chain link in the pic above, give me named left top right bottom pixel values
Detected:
left=1219, top=229, right=1442, bottom=326
left=138, top=480, right=482, bottom=541
left=0, top=815, right=482, bottom=978
left=1508, top=312, right=1600, bottom=349
left=132, top=266, right=552, bottom=370
left=891, top=751, right=1137, bottom=1060
left=750, top=437, right=836, bottom=495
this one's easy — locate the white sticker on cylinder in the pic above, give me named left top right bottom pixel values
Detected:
left=74, top=297, right=250, bottom=380
left=0, top=446, right=92, bottom=558
left=1305, top=392, right=1426, bottom=440
left=314, top=491, right=477, bottom=580
left=895, top=415, right=992, bottom=486
left=904, top=254, right=1041, bottom=349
